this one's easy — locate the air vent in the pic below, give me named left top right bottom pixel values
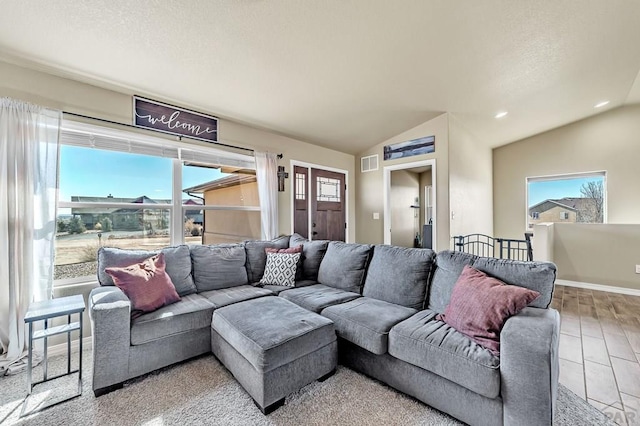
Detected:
left=361, top=154, right=379, bottom=172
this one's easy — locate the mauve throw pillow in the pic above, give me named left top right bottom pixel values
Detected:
left=105, top=253, right=181, bottom=318
left=437, top=265, right=540, bottom=355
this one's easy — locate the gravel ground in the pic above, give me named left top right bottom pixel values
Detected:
left=54, top=261, right=98, bottom=280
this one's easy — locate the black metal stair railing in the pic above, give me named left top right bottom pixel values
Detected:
left=452, top=233, right=533, bottom=261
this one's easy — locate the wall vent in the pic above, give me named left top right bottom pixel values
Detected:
left=361, top=154, right=379, bottom=172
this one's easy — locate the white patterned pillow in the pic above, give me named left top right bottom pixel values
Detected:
left=260, top=252, right=301, bottom=287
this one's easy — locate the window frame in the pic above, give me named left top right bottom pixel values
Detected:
left=525, top=170, right=607, bottom=231
left=54, top=120, right=257, bottom=286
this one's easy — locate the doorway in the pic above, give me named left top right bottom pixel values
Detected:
left=292, top=162, right=348, bottom=242
left=383, top=159, right=437, bottom=249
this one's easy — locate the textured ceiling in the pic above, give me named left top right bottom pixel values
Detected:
left=1, top=1, right=639, bottom=154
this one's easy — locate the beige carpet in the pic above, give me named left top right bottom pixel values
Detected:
left=0, top=350, right=614, bottom=426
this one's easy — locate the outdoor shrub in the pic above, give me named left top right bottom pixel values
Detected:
left=68, top=216, right=87, bottom=234
left=100, top=217, right=113, bottom=232
left=56, top=218, right=68, bottom=233
left=79, top=241, right=102, bottom=262
left=191, top=226, right=202, bottom=237
left=94, top=222, right=102, bottom=231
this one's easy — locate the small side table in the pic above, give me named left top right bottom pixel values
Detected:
left=21, top=295, right=85, bottom=416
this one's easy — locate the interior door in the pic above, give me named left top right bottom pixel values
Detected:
left=293, top=166, right=309, bottom=238
left=311, top=168, right=346, bottom=241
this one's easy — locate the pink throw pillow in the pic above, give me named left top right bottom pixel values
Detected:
left=105, top=253, right=181, bottom=318
left=437, top=265, right=540, bottom=355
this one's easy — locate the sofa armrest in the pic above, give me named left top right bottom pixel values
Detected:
left=500, top=307, right=560, bottom=426
left=89, top=286, right=132, bottom=393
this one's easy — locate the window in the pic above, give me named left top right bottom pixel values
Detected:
left=55, top=121, right=257, bottom=283
left=316, top=177, right=341, bottom=202
left=526, top=171, right=606, bottom=230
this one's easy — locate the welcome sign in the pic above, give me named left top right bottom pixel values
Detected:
left=133, top=96, right=218, bottom=143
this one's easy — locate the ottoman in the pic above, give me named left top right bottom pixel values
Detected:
left=211, top=296, right=338, bottom=414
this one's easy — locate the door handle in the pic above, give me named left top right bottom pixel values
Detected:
left=312, top=231, right=318, bottom=236
left=312, top=222, right=316, bottom=228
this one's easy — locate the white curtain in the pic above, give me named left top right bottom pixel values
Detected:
left=254, top=151, right=279, bottom=240
left=0, top=98, right=61, bottom=375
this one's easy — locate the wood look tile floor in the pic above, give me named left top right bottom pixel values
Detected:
left=553, top=285, right=640, bottom=425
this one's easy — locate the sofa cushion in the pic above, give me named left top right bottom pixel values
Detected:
left=244, top=236, right=291, bottom=283
left=130, top=294, right=214, bottom=346
left=190, top=244, right=248, bottom=292
left=199, top=285, right=273, bottom=308
left=321, top=297, right=416, bottom=355
left=428, top=250, right=557, bottom=313
left=259, top=252, right=301, bottom=287
left=437, top=265, right=540, bottom=354
left=280, top=284, right=361, bottom=313
left=105, top=253, right=181, bottom=319
left=290, top=233, right=329, bottom=281
left=317, top=242, right=372, bottom=293
left=363, top=245, right=435, bottom=309
left=211, top=296, right=335, bottom=372
left=388, top=309, right=501, bottom=399
left=472, top=257, right=556, bottom=309
left=98, top=245, right=196, bottom=296
left=261, top=279, right=318, bottom=295
left=427, top=250, right=476, bottom=313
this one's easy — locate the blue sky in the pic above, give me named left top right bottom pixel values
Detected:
left=528, top=176, right=604, bottom=207
left=59, top=145, right=226, bottom=202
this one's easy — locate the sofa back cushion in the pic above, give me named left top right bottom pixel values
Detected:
left=317, top=241, right=372, bottom=293
left=471, top=256, right=556, bottom=309
left=290, top=233, right=329, bottom=281
left=427, top=250, right=557, bottom=313
left=244, top=235, right=290, bottom=283
left=363, top=245, right=435, bottom=309
left=190, top=244, right=248, bottom=292
left=97, top=245, right=196, bottom=297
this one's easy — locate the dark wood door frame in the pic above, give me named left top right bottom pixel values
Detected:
left=290, top=161, right=349, bottom=242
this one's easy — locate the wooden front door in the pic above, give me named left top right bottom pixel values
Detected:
left=310, top=168, right=345, bottom=241
left=293, top=166, right=346, bottom=241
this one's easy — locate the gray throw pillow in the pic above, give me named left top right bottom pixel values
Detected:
left=317, top=241, right=372, bottom=293
left=190, top=244, right=248, bottom=292
left=290, top=233, right=329, bottom=281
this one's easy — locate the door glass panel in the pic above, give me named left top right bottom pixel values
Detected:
left=295, top=173, right=306, bottom=200
left=317, top=177, right=341, bottom=202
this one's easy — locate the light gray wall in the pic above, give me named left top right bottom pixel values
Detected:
left=553, top=224, right=640, bottom=291
left=0, top=60, right=356, bottom=242
left=356, top=114, right=449, bottom=249
left=494, top=105, right=640, bottom=239
left=448, top=115, right=494, bottom=238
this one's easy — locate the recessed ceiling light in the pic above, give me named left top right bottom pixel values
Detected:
left=594, top=100, right=610, bottom=108
left=495, top=111, right=508, bottom=119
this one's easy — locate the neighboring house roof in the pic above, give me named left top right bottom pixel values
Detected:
left=183, top=174, right=257, bottom=193
left=528, top=197, right=596, bottom=215
left=70, top=195, right=201, bottom=215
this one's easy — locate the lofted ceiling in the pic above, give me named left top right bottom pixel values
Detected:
left=1, top=1, right=639, bottom=154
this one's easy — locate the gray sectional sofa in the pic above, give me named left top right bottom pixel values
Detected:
left=89, top=233, right=559, bottom=426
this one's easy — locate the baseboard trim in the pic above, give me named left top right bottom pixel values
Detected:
left=556, top=279, right=640, bottom=297
left=47, top=336, right=92, bottom=357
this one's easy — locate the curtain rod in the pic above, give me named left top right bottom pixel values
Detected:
left=62, top=111, right=256, bottom=154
